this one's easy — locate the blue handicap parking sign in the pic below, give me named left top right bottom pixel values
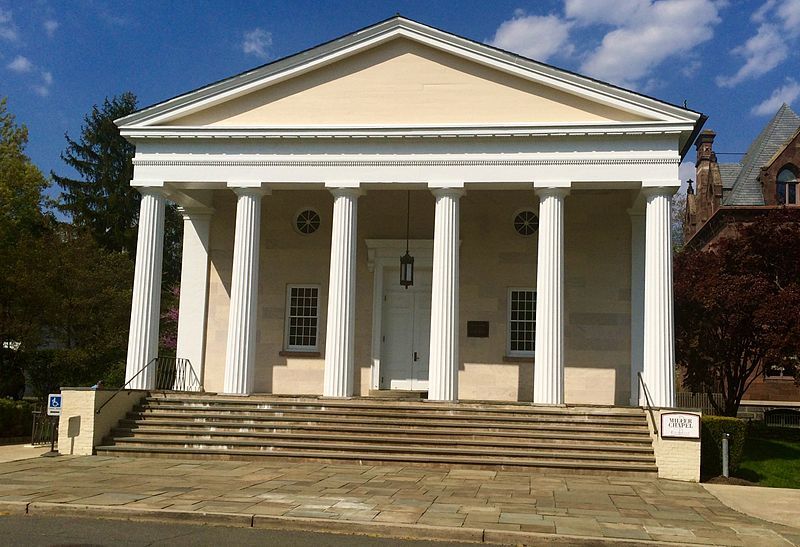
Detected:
left=47, top=394, right=62, bottom=416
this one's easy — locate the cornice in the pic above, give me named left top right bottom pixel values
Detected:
left=133, top=157, right=680, bottom=168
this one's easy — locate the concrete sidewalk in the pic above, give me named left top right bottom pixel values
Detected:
left=0, top=456, right=798, bottom=546
left=0, top=443, right=51, bottom=464
left=704, top=483, right=800, bottom=530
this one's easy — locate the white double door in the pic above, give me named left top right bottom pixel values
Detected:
left=380, top=268, right=432, bottom=390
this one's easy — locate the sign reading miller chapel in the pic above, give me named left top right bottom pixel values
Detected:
left=660, top=412, right=700, bottom=439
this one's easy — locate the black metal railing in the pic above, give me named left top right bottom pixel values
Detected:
left=30, top=410, right=58, bottom=446
left=637, top=372, right=658, bottom=435
left=97, top=356, right=201, bottom=415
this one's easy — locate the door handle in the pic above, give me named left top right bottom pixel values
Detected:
left=414, top=351, right=419, bottom=361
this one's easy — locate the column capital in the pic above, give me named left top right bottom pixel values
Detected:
left=137, top=186, right=168, bottom=198
left=640, top=184, right=678, bottom=197
left=131, top=179, right=164, bottom=188
left=430, top=187, right=465, bottom=199
left=535, top=187, right=570, bottom=199
left=328, top=187, right=365, bottom=198
left=229, top=186, right=270, bottom=198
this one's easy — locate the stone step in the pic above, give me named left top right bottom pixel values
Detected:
left=134, top=406, right=648, bottom=426
left=94, top=445, right=658, bottom=476
left=143, top=395, right=646, bottom=417
left=125, top=411, right=650, bottom=434
left=115, top=420, right=652, bottom=444
left=109, top=428, right=655, bottom=453
left=101, top=436, right=657, bottom=464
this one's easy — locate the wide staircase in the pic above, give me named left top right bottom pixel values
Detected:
left=96, top=393, right=657, bottom=476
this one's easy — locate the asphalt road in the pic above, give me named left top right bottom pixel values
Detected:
left=0, top=515, right=507, bottom=546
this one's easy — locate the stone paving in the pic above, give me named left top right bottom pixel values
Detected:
left=0, top=456, right=799, bottom=545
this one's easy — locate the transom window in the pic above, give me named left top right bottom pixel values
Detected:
left=507, top=288, right=536, bottom=356
left=776, top=167, right=798, bottom=205
left=284, top=285, right=320, bottom=351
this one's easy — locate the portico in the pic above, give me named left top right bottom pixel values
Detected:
left=116, top=17, right=703, bottom=408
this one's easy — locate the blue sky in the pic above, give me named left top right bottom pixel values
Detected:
left=2, top=0, right=799, bottom=192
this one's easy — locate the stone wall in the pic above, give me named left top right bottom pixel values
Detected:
left=203, top=188, right=634, bottom=404
left=647, top=409, right=701, bottom=482
left=57, top=388, right=145, bottom=456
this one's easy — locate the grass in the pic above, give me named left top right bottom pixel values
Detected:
left=734, top=427, right=800, bottom=489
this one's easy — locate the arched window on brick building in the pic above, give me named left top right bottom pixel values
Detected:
left=777, top=166, right=798, bottom=205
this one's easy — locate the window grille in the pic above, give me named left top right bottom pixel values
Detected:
left=285, top=285, right=320, bottom=351
left=508, top=289, right=536, bottom=356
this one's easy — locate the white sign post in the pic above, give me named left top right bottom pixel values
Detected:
left=660, top=412, right=700, bottom=439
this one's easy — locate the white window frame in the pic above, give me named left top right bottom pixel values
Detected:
left=284, top=284, right=321, bottom=352
left=507, top=287, right=536, bottom=357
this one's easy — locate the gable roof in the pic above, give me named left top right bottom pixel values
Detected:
left=116, top=16, right=703, bottom=154
left=726, top=103, right=800, bottom=206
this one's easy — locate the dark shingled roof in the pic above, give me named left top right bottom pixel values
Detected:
left=726, top=103, right=800, bottom=206
left=718, top=163, right=741, bottom=190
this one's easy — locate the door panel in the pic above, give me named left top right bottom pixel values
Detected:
left=381, top=268, right=432, bottom=390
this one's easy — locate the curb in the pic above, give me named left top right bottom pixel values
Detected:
left=0, top=501, right=701, bottom=546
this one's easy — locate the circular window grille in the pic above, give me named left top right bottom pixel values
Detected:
left=295, top=209, right=321, bottom=234
left=513, top=210, right=538, bottom=236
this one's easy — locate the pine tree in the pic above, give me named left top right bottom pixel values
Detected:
left=53, top=92, right=182, bottom=284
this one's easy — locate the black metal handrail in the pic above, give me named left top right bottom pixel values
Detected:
left=96, top=356, right=201, bottom=415
left=637, top=371, right=659, bottom=435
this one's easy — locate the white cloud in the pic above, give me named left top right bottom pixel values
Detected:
left=43, top=19, right=59, bottom=38
left=751, top=78, right=800, bottom=115
left=564, top=0, right=651, bottom=26
left=715, top=24, right=788, bottom=87
left=577, top=0, right=722, bottom=88
left=242, top=28, right=272, bottom=60
left=718, top=0, right=800, bottom=87
left=7, top=55, right=33, bottom=73
left=0, top=8, right=18, bottom=41
left=488, top=12, right=573, bottom=61
left=487, top=1, right=722, bottom=89
left=41, top=70, right=53, bottom=85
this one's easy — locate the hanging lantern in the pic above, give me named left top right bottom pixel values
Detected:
left=400, top=250, right=414, bottom=288
left=400, top=190, right=414, bottom=289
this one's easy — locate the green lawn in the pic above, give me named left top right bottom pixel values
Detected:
left=734, top=428, right=800, bottom=489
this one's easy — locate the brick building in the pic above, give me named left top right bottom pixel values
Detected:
left=684, top=103, right=800, bottom=402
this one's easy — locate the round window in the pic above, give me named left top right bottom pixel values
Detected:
left=513, top=210, right=538, bottom=236
left=295, top=209, right=321, bottom=234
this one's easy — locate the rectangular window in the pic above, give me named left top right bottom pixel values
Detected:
left=789, top=183, right=797, bottom=205
left=507, top=288, right=536, bottom=357
left=284, top=285, right=320, bottom=351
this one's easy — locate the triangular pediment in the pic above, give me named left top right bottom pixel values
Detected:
left=119, top=17, right=702, bottom=136
left=163, top=38, right=652, bottom=127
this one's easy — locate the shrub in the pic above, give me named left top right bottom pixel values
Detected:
left=0, top=399, right=34, bottom=438
left=701, top=415, right=748, bottom=477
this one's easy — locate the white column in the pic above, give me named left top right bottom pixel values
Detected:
left=125, top=187, right=167, bottom=389
left=629, top=209, right=646, bottom=406
left=642, top=187, right=676, bottom=408
left=176, top=207, right=212, bottom=391
left=428, top=187, right=463, bottom=402
left=533, top=187, right=569, bottom=405
left=223, top=186, right=267, bottom=395
left=323, top=187, right=362, bottom=397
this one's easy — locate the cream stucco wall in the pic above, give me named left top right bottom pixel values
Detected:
left=203, top=188, right=633, bottom=404
left=167, top=39, right=651, bottom=127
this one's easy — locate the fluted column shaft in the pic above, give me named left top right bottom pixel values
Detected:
left=643, top=187, right=676, bottom=408
left=533, top=187, right=569, bottom=405
left=323, top=188, right=362, bottom=397
left=223, top=187, right=266, bottom=395
left=176, top=208, right=212, bottom=391
left=125, top=188, right=167, bottom=389
left=428, top=188, right=463, bottom=402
